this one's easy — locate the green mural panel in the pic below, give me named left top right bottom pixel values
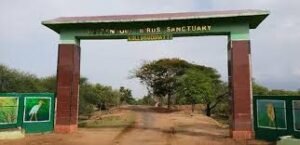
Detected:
left=257, top=99, right=287, bottom=129
left=24, top=97, right=51, bottom=122
left=0, top=93, right=54, bottom=133
left=0, top=97, right=19, bottom=124
left=293, top=100, right=300, bottom=131
left=254, top=96, right=300, bottom=141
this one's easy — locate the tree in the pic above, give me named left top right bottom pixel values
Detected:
left=176, top=68, right=228, bottom=116
left=252, top=81, right=269, bottom=95
left=134, top=58, right=191, bottom=109
left=0, top=64, right=128, bottom=116
left=136, top=95, right=156, bottom=105
left=252, top=80, right=300, bottom=96
left=0, top=64, right=43, bottom=92
left=40, top=76, right=56, bottom=92
left=119, top=86, right=135, bottom=105
left=268, top=89, right=300, bottom=96
left=80, top=83, right=121, bottom=110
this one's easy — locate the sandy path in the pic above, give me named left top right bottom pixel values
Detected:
left=112, top=106, right=175, bottom=145
left=112, top=106, right=270, bottom=145
left=111, top=106, right=231, bottom=145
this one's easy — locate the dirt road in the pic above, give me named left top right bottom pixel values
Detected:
left=112, top=106, right=234, bottom=145
left=0, top=106, right=270, bottom=145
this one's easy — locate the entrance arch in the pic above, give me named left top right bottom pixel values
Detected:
left=42, top=10, right=269, bottom=139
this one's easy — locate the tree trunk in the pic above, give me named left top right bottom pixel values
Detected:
left=159, top=97, right=164, bottom=107
left=99, top=104, right=102, bottom=113
left=206, top=103, right=211, bottom=116
left=167, top=95, right=171, bottom=109
left=191, top=103, right=195, bottom=113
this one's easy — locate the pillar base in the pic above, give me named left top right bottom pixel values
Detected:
left=55, top=124, right=77, bottom=133
left=232, top=131, right=253, bottom=140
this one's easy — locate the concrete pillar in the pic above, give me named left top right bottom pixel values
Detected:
left=228, top=40, right=253, bottom=139
left=55, top=44, right=80, bottom=133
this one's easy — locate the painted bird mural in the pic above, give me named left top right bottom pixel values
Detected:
left=29, top=100, right=44, bottom=121
left=266, top=103, right=276, bottom=127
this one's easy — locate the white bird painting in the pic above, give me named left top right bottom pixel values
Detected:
left=29, top=100, right=44, bottom=121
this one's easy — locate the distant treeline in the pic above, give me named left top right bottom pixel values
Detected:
left=0, top=64, right=136, bottom=116
left=253, top=81, right=300, bottom=96
left=1, top=62, right=299, bottom=117
left=0, top=64, right=56, bottom=93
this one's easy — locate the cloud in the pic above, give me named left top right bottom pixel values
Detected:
left=0, top=0, right=299, bottom=97
left=292, top=68, right=300, bottom=78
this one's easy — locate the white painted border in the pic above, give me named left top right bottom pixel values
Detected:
left=0, top=97, right=19, bottom=125
left=292, top=100, right=300, bottom=132
left=23, top=97, right=51, bottom=123
left=256, top=99, right=287, bottom=130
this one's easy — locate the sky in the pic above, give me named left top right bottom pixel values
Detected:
left=0, top=0, right=300, bottom=98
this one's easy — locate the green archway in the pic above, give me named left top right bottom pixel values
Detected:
left=42, top=9, right=269, bottom=139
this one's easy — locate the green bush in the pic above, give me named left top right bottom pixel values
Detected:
left=212, top=102, right=230, bottom=117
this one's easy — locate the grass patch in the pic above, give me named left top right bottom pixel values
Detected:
left=78, top=113, right=136, bottom=128
left=211, top=114, right=229, bottom=127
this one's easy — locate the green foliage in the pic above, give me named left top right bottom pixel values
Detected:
left=79, top=82, right=122, bottom=115
left=176, top=67, right=228, bottom=115
left=134, top=58, right=228, bottom=115
left=134, top=58, right=197, bottom=108
left=176, top=97, right=188, bottom=105
left=134, top=58, right=229, bottom=113
left=211, top=101, right=229, bottom=116
left=0, top=97, right=18, bottom=124
left=136, top=95, right=156, bottom=105
left=119, top=86, right=136, bottom=105
left=253, top=81, right=300, bottom=96
left=268, top=89, right=300, bottom=96
left=79, top=96, right=94, bottom=116
left=176, top=68, right=217, bottom=104
left=0, top=64, right=137, bottom=117
left=0, top=64, right=44, bottom=92
left=253, top=82, right=269, bottom=95
left=39, top=76, right=56, bottom=92
left=0, top=65, right=56, bottom=93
